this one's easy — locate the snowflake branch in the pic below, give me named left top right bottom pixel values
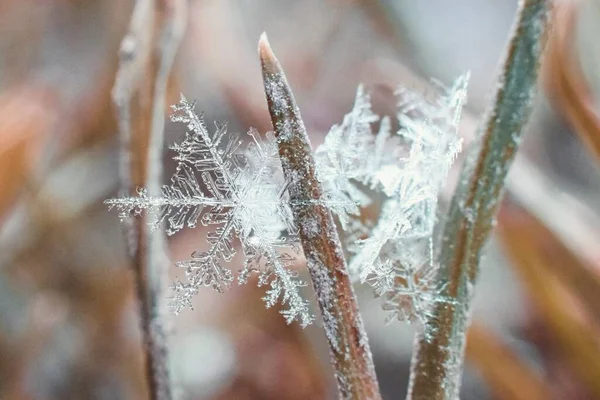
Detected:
left=111, top=1, right=186, bottom=399
left=407, top=1, right=553, bottom=399
left=259, top=33, right=381, bottom=400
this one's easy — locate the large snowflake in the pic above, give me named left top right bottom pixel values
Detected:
left=106, top=95, right=313, bottom=326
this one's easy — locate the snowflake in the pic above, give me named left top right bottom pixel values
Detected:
left=106, top=95, right=314, bottom=326
left=316, top=74, right=469, bottom=328
left=315, top=85, right=400, bottom=227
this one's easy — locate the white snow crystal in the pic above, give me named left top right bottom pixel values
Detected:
left=106, top=95, right=314, bottom=327
left=316, top=74, right=469, bottom=328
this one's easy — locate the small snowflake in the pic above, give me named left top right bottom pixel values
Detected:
left=316, top=75, right=469, bottom=327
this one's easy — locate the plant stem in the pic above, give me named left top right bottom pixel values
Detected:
left=407, top=1, right=553, bottom=399
left=259, top=33, right=381, bottom=400
left=113, top=0, right=154, bottom=255
left=113, top=1, right=186, bottom=399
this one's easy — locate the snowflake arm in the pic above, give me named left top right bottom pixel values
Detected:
left=315, top=85, right=379, bottom=225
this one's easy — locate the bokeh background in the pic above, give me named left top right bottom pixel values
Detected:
left=1, top=0, right=600, bottom=399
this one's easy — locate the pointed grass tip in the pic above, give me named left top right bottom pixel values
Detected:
left=258, top=32, right=280, bottom=75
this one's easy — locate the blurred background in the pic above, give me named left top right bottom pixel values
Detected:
left=1, top=0, right=600, bottom=399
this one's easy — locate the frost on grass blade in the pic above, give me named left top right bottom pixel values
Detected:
left=105, top=94, right=314, bottom=327
left=316, top=75, right=469, bottom=330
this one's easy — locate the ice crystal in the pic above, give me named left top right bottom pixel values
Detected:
left=106, top=75, right=467, bottom=330
left=106, top=95, right=313, bottom=326
left=315, top=86, right=401, bottom=227
left=316, top=75, right=469, bottom=328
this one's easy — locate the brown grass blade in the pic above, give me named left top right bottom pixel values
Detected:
left=466, top=323, right=552, bottom=400
left=112, top=0, right=186, bottom=398
left=407, top=1, right=553, bottom=398
left=259, top=33, right=382, bottom=400
left=499, top=203, right=600, bottom=327
left=499, top=205, right=600, bottom=397
left=545, top=0, right=600, bottom=161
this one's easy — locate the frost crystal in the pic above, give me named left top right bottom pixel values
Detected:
left=106, top=95, right=313, bottom=327
left=316, top=75, right=469, bottom=329
left=315, top=86, right=403, bottom=226
left=315, top=86, right=377, bottom=224
left=106, top=74, right=467, bottom=330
